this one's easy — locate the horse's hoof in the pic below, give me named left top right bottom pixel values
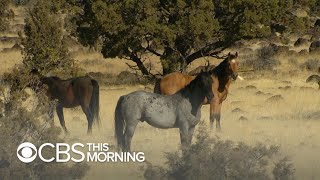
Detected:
left=65, top=131, right=70, bottom=136
left=87, top=130, right=93, bottom=136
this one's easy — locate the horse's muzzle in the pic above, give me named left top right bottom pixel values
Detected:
left=231, top=73, right=238, bottom=80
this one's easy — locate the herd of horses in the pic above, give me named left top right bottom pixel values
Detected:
left=30, top=52, right=240, bottom=151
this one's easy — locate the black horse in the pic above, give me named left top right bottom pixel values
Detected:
left=31, top=69, right=100, bottom=135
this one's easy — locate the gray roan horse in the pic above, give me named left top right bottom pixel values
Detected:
left=31, top=68, right=100, bottom=135
left=114, top=72, right=214, bottom=151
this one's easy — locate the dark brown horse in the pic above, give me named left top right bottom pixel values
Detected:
left=31, top=69, right=100, bottom=135
left=154, top=52, right=241, bottom=130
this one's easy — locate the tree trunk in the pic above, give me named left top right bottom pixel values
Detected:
left=130, top=53, right=149, bottom=75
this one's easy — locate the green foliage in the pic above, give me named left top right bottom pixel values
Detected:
left=0, top=66, right=89, bottom=180
left=291, top=17, right=310, bottom=34
left=22, top=0, right=73, bottom=75
left=294, top=0, right=316, bottom=6
left=69, top=0, right=302, bottom=75
left=0, top=0, right=11, bottom=32
left=144, top=123, right=295, bottom=180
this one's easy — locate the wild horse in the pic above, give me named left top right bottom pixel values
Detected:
left=114, top=72, right=213, bottom=152
left=31, top=69, right=100, bottom=135
left=154, top=52, right=240, bottom=130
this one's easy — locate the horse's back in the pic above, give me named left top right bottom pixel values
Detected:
left=61, top=76, right=97, bottom=107
left=159, top=72, right=194, bottom=95
left=119, top=90, right=179, bottom=128
left=121, top=90, right=162, bottom=108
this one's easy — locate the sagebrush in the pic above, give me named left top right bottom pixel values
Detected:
left=144, top=123, right=295, bottom=180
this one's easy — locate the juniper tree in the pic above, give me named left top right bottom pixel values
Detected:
left=69, top=0, right=307, bottom=75
left=21, top=0, right=72, bottom=74
left=0, top=0, right=12, bottom=32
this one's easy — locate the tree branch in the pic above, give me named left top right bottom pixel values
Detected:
left=143, top=34, right=162, bottom=57
left=185, top=41, right=227, bottom=65
left=125, top=50, right=150, bottom=75
left=146, top=47, right=162, bottom=57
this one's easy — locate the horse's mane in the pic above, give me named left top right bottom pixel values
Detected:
left=178, top=72, right=208, bottom=97
left=208, top=54, right=237, bottom=92
left=209, top=55, right=235, bottom=77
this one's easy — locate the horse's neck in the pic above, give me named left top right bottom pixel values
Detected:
left=184, top=74, right=195, bottom=84
left=44, top=80, right=65, bottom=98
left=218, top=75, right=230, bottom=92
left=181, top=86, right=205, bottom=111
left=212, top=65, right=230, bottom=92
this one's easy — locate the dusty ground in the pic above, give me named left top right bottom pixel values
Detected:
left=45, top=71, right=320, bottom=180
left=2, top=43, right=320, bottom=179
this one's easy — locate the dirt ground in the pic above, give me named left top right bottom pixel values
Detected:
left=2, top=45, right=320, bottom=179
left=49, top=72, right=320, bottom=180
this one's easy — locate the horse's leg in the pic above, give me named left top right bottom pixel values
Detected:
left=215, top=103, right=222, bottom=131
left=124, top=121, right=138, bottom=152
left=210, top=77, right=221, bottom=130
left=210, top=97, right=220, bottom=130
left=209, top=100, right=215, bottom=130
left=48, top=101, right=55, bottom=126
left=56, top=104, right=69, bottom=135
left=210, top=97, right=222, bottom=131
left=186, top=125, right=195, bottom=146
left=179, top=123, right=189, bottom=151
left=81, top=104, right=93, bottom=135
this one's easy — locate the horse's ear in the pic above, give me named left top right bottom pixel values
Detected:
left=228, top=52, right=231, bottom=56
left=235, top=52, right=238, bottom=57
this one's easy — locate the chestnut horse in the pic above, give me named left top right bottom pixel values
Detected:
left=31, top=69, right=100, bottom=135
left=154, top=52, right=239, bottom=130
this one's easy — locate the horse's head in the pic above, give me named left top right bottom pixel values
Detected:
left=225, top=52, right=239, bottom=80
left=40, top=76, right=60, bottom=86
left=197, top=72, right=214, bottom=101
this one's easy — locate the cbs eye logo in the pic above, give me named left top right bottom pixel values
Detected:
left=17, top=142, right=37, bottom=163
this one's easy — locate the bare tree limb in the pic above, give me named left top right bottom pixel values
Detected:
left=185, top=40, right=227, bottom=65
left=123, top=49, right=150, bottom=75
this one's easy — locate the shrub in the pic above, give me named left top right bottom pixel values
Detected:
left=0, top=66, right=89, bottom=179
left=244, top=46, right=279, bottom=70
left=303, top=59, right=320, bottom=71
left=21, top=0, right=73, bottom=76
left=144, top=123, right=295, bottom=180
left=0, top=0, right=11, bottom=32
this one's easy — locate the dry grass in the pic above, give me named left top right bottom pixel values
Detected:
left=2, top=43, right=320, bottom=179
left=28, top=69, right=318, bottom=180
left=0, top=50, right=22, bottom=75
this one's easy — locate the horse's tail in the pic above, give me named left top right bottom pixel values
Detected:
left=114, top=96, right=125, bottom=151
left=90, top=79, right=101, bottom=127
left=153, top=78, right=162, bottom=94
